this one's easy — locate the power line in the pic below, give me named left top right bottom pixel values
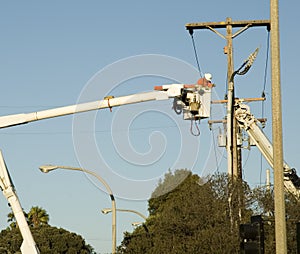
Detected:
left=0, top=123, right=191, bottom=135
left=260, top=30, right=270, bottom=186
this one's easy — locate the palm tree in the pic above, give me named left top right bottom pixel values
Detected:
left=7, top=209, right=28, bottom=229
left=27, top=206, right=49, bottom=227
left=7, top=211, right=17, bottom=228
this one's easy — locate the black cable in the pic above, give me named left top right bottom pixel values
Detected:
left=211, top=128, right=220, bottom=173
left=190, top=118, right=200, bottom=136
left=261, top=31, right=270, bottom=119
left=224, top=72, right=228, bottom=100
left=259, top=30, right=270, bottom=186
left=189, top=31, right=203, bottom=77
left=262, top=31, right=270, bottom=97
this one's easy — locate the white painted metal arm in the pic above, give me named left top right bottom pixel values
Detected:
left=0, top=91, right=169, bottom=129
left=0, top=82, right=213, bottom=129
left=235, top=103, right=300, bottom=200
left=0, top=150, right=40, bottom=253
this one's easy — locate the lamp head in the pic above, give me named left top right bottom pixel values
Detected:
left=101, top=208, right=112, bottom=214
left=131, top=222, right=143, bottom=227
left=39, top=165, right=59, bottom=173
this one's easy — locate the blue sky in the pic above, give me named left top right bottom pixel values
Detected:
left=0, top=1, right=299, bottom=253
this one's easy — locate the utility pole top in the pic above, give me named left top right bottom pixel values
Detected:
left=185, top=17, right=270, bottom=180
left=186, top=18, right=270, bottom=31
left=185, top=16, right=271, bottom=233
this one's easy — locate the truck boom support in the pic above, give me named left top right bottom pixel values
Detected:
left=235, top=102, right=300, bottom=199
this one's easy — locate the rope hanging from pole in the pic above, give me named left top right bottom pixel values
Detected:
left=262, top=30, right=270, bottom=99
left=189, top=29, right=203, bottom=78
left=259, top=30, right=270, bottom=185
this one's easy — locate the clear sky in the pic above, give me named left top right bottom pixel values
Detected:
left=0, top=1, right=299, bottom=253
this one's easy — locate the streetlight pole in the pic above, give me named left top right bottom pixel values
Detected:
left=39, top=165, right=117, bottom=254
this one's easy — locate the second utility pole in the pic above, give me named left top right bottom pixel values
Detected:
left=270, top=0, right=287, bottom=252
left=186, top=17, right=270, bottom=180
left=186, top=18, right=270, bottom=235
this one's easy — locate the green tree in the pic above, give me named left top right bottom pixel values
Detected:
left=2, top=206, right=95, bottom=253
left=27, top=206, right=49, bottom=227
left=6, top=209, right=28, bottom=229
left=250, top=185, right=300, bottom=254
left=0, top=225, right=94, bottom=253
left=142, top=171, right=300, bottom=254
left=7, top=211, right=17, bottom=229
left=150, top=168, right=191, bottom=199
left=118, top=170, right=248, bottom=254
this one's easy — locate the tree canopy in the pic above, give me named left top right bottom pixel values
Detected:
left=118, top=169, right=300, bottom=254
left=0, top=225, right=94, bottom=254
left=0, top=206, right=94, bottom=254
left=27, top=206, right=49, bottom=228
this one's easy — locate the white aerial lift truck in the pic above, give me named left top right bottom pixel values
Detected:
left=234, top=100, right=300, bottom=199
left=0, top=80, right=212, bottom=253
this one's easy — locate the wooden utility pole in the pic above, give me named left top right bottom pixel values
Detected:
left=187, top=12, right=287, bottom=253
left=186, top=17, right=270, bottom=235
left=270, top=0, right=287, bottom=252
left=186, top=18, right=270, bottom=179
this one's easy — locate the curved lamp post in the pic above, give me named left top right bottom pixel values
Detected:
left=39, top=165, right=117, bottom=254
left=101, top=208, right=147, bottom=220
left=102, top=208, right=149, bottom=233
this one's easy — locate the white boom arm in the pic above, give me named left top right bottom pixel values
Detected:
left=0, top=83, right=212, bottom=129
left=235, top=102, right=300, bottom=200
left=0, top=91, right=168, bottom=129
left=0, top=150, right=40, bottom=253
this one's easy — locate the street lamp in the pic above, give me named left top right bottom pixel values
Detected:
left=131, top=221, right=150, bottom=235
left=39, top=164, right=117, bottom=254
left=101, top=208, right=149, bottom=234
left=101, top=208, right=147, bottom=220
left=131, top=222, right=144, bottom=227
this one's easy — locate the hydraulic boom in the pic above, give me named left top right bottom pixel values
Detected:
left=234, top=102, right=300, bottom=200
left=0, top=81, right=212, bottom=253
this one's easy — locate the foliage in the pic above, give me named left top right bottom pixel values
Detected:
left=2, top=206, right=94, bottom=254
left=6, top=206, right=49, bottom=230
left=7, top=211, right=17, bottom=229
left=27, top=206, right=49, bottom=227
left=0, top=225, right=94, bottom=254
left=250, top=186, right=300, bottom=254
left=150, top=169, right=191, bottom=199
left=118, top=169, right=300, bottom=254
left=119, top=170, right=243, bottom=254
